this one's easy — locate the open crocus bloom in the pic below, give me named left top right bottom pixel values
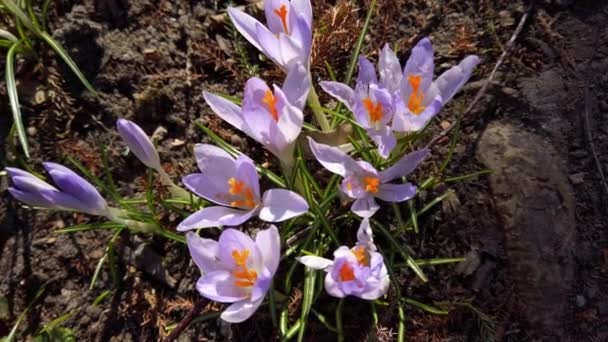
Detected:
left=391, top=38, right=479, bottom=132
left=228, top=0, right=312, bottom=70
left=320, top=56, right=397, bottom=158
left=203, top=64, right=308, bottom=167
left=298, top=219, right=389, bottom=299
left=6, top=163, right=109, bottom=216
left=187, top=226, right=280, bottom=322
left=308, top=137, right=428, bottom=218
left=177, top=144, right=309, bottom=231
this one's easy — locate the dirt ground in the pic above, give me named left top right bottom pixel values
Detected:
left=1, top=0, right=607, bottom=341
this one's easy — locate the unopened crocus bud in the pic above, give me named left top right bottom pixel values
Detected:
left=116, top=118, right=162, bottom=171
left=6, top=163, right=109, bottom=216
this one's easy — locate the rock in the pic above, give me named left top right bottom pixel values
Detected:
left=476, top=120, right=575, bottom=336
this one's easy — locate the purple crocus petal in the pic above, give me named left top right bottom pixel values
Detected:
left=220, top=297, right=265, bottom=323
left=307, top=137, right=362, bottom=177
left=264, top=0, right=289, bottom=34
left=324, top=272, right=346, bottom=298
left=186, top=232, right=221, bottom=273
left=319, top=81, right=356, bottom=111
left=357, top=56, right=378, bottom=87
left=277, top=32, right=302, bottom=69
left=7, top=187, right=58, bottom=208
left=250, top=268, right=272, bottom=302
left=297, top=256, right=334, bottom=270
left=402, top=38, right=434, bottom=93
left=282, top=63, right=310, bottom=110
left=203, top=91, right=250, bottom=137
left=182, top=174, right=231, bottom=206
left=176, top=206, right=257, bottom=231
left=291, top=0, right=313, bottom=26
left=116, top=119, right=161, bottom=171
left=259, top=189, right=309, bottom=222
left=196, top=270, right=248, bottom=303
left=288, top=13, right=312, bottom=66
left=435, top=55, right=480, bottom=104
left=356, top=218, right=375, bottom=249
left=255, top=225, right=281, bottom=276
left=217, top=228, right=263, bottom=270
left=375, top=183, right=417, bottom=202
left=43, top=162, right=108, bottom=214
left=255, top=23, right=283, bottom=67
left=234, top=154, right=261, bottom=200
left=274, top=86, right=303, bottom=146
left=379, top=43, right=402, bottom=93
left=379, top=148, right=430, bottom=182
left=369, top=84, right=394, bottom=126
left=351, top=197, right=380, bottom=218
left=227, top=7, right=265, bottom=51
left=367, top=126, right=396, bottom=159
left=341, top=175, right=366, bottom=199
left=356, top=160, right=379, bottom=176
left=391, top=94, right=443, bottom=132
left=193, top=144, right=237, bottom=181
left=242, top=101, right=285, bottom=159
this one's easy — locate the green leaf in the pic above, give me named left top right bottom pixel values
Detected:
left=6, top=41, right=29, bottom=158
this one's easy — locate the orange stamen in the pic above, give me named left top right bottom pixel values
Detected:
left=362, top=98, right=384, bottom=123
left=274, top=5, right=289, bottom=35
left=262, top=90, right=279, bottom=122
left=407, top=75, right=425, bottom=115
left=232, top=249, right=258, bottom=288
left=363, top=176, right=380, bottom=193
left=352, top=246, right=368, bottom=266
left=338, top=262, right=356, bottom=282
left=227, top=178, right=256, bottom=209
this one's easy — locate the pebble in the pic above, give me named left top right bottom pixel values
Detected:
left=576, top=295, right=586, bottom=308
left=27, top=126, right=37, bottom=136
left=568, top=172, right=585, bottom=185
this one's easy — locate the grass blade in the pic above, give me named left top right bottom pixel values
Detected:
left=344, top=0, right=377, bottom=85
left=6, top=41, right=29, bottom=158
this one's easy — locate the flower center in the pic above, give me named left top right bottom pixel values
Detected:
left=273, top=5, right=290, bottom=35
left=352, top=246, right=369, bottom=266
left=262, top=90, right=279, bottom=122
left=407, top=75, right=425, bottom=115
left=231, top=249, right=258, bottom=288
left=362, top=98, right=384, bottom=124
left=227, top=177, right=256, bottom=209
left=363, top=176, right=380, bottom=193
left=338, top=262, right=356, bottom=282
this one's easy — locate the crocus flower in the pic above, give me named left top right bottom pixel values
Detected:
left=6, top=163, right=109, bottom=216
left=320, top=56, right=397, bottom=158
left=203, top=64, right=309, bottom=166
left=308, top=137, right=428, bottom=218
left=177, top=144, right=309, bottom=231
left=117, top=118, right=190, bottom=199
left=228, top=0, right=312, bottom=70
left=298, top=219, right=389, bottom=299
left=391, top=38, right=480, bottom=132
left=187, top=225, right=280, bottom=322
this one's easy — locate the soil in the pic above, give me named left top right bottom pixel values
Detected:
left=1, top=0, right=607, bottom=341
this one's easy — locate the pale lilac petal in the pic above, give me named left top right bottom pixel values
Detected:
left=402, top=38, right=434, bottom=92
left=360, top=273, right=389, bottom=300
left=391, top=94, right=442, bottom=132
left=375, top=183, right=417, bottom=202
left=234, top=154, right=261, bottom=200
left=379, top=148, right=430, bottom=182
left=196, top=270, right=248, bottom=303
left=324, top=272, right=346, bottom=298
left=250, top=268, right=272, bottom=302
left=264, top=0, right=289, bottom=34
left=186, top=232, right=221, bottom=273
left=274, top=86, right=303, bottom=146
left=193, top=144, right=237, bottom=180
left=255, top=225, right=281, bottom=276
left=307, top=137, right=361, bottom=177
left=176, top=206, right=257, bottom=231
left=182, top=174, right=232, bottom=206
left=43, top=162, right=107, bottom=214
left=116, top=119, right=161, bottom=170
left=7, top=187, right=57, bottom=208
left=242, top=101, right=285, bottom=157
left=277, top=32, right=302, bottom=69
left=435, top=55, right=480, bottom=104
left=379, top=43, right=402, bottom=92
left=357, top=56, right=378, bottom=87
left=319, top=81, right=356, bottom=111
left=288, top=13, right=312, bottom=66
left=220, top=297, right=265, bottom=323
left=282, top=63, right=310, bottom=109
left=356, top=218, right=375, bottom=249
left=351, top=197, right=380, bottom=218
left=203, top=91, right=249, bottom=136
left=297, top=256, right=334, bottom=270
left=369, top=84, right=394, bottom=126
left=291, top=0, right=313, bottom=26
left=367, top=126, right=396, bottom=159
left=256, top=23, right=283, bottom=66
left=227, top=7, right=265, bottom=51
left=356, top=160, right=379, bottom=176
left=217, top=228, right=263, bottom=270
left=259, top=189, right=309, bottom=222
left=341, top=176, right=366, bottom=199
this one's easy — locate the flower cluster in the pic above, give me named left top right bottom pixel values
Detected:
left=3, top=0, right=479, bottom=332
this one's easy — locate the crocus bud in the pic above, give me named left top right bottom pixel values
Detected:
left=116, top=118, right=162, bottom=171
left=6, top=163, right=109, bottom=216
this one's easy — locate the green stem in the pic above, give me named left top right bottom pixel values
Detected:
left=336, top=298, right=344, bottom=342
left=307, top=78, right=331, bottom=132
left=158, top=169, right=191, bottom=200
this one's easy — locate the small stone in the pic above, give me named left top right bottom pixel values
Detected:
left=440, top=120, right=451, bottom=130
left=27, top=126, right=37, bottom=136
left=170, top=139, right=186, bottom=148
left=568, top=172, right=585, bottom=185
left=230, top=134, right=246, bottom=148
left=576, top=295, right=586, bottom=307
left=501, top=87, right=517, bottom=96
left=34, top=90, right=47, bottom=105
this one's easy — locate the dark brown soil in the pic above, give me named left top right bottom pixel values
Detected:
left=1, top=0, right=607, bottom=341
